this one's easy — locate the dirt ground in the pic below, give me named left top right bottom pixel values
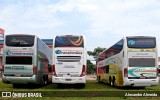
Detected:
left=86, top=74, right=96, bottom=81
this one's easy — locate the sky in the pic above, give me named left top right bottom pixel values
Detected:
left=1, top=0, right=160, bottom=54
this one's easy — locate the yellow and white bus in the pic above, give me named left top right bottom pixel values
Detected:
left=2, top=34, right=52, bottom=87
left=96, top=36, right=159, bottom=87
left=52, top=35, right=87, bottom=86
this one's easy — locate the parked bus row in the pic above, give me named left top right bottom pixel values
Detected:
left=1, top=35, right=159, bottom=88
left=1, top=34, right=87, bottom=87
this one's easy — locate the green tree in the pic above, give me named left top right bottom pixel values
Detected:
left=87, top=47, right=105, bottom=61
left=87, top=47, right=105, bottom=74
left=87, top=60, right=94, bottom=74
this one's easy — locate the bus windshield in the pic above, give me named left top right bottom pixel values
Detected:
left=127, top=37, right=156, bottom=48
left=55, top=36, right=84, bottom=47
left=6, top=35, right=35, bottom=47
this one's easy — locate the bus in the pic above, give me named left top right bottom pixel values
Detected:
left=96, top=36, right=159, bottom=87
left=2, top=34, right=52, bottom=87
left=52, top=35, right=86, bottom=86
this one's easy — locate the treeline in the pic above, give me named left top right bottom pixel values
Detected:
left=87, top=47, right=105, bottom=74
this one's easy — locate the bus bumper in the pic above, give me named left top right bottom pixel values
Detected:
left=124, top=77, right=159, bottom=87
left=2, top=75, right=37, bottom=84
left=52, top=76, right=86, bottom=84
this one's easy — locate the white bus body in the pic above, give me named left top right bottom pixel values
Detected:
left=2, top=34, right=52, bottom=87
left=97, top=36, right=159, bottom=87
left=52, top=35, right=86, bottom=85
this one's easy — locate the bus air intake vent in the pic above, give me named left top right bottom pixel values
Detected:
left=57, top=56, right=81, bottom=62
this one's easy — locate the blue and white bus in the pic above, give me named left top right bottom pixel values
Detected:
left=52, top=35, right=87, bottom=86
left=2, top=34, right=52, bottom=87
left=97, top=36, right=159, bottom=87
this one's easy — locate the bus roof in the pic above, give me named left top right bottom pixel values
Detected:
left=5, top=34, right=36, bottom=37
left=126, top=36, right=155, bottom=38
left=56, top=35, right=83, bottom=37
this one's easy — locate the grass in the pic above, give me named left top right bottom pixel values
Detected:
left=0, top=80, right=160, bottom=100
left=0, top=80, right=159, bottom=91
left=1, top=97, right=160, bottom=100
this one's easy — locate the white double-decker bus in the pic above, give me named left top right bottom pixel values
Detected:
left=52, top=35, right=86, bottom=86
left=2, top=34, right=52, bottom=87
left=96, top=36, right=159, bottom=87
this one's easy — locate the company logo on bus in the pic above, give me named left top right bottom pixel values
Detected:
left=4, top=50, right=33, bottom=56
left=5, top=50, right=12, bottom=55
left=128, top=67, right=156, bottom=77
left=128, top=40, right=135, bottom=45
left=55, top=50, right=82, bottom=54
left=55, top=50, right=62, bottom=54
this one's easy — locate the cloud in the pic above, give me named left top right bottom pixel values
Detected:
left=1, top=0, right=160, bottom=52
left=0, top=1, right=65, bottom=38
left=76, top=0, right=160, bottom=42
left=59, top=0, right=160, bottom=51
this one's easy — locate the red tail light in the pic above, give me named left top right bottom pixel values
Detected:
left=33, top=66, right=37, bottom=74
left=124, top=68, right=128, bottom=77
left=80, top=65, right=86, bottom=77
left=2, top=65, right=4, bottom=71
left=52, top=65, right=57, bottom=77
left=157, top=68, right=159, bottom=76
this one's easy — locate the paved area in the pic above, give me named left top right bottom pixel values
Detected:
left=86, top=74, right=96, bottom=81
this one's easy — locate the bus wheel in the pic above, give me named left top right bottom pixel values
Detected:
left=44, top=75, right=48, bottom=85
left=112, top=77, right=116, bottom=87
left=57, top=83, right=63, bottom=88
left=80, top=83, right=86, bottom=88
left=109, top=76, right=112, bottom=86
left=98, top=76, right=101, bottom=83
left=41, top=76, right=45, bottom=86
left=13, top=84, right=21, bottom=88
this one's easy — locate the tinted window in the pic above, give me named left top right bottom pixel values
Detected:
left=129, top=58, right=155, bottom=67
left=55, top=36, right=84, bottom=47
left=105, top=39, right=124, bottom=58
left=6, top=56, right=32, bottom=65
left=127, top=37, right=156, bottom=48
left=6, top=35, right=35, bottom=47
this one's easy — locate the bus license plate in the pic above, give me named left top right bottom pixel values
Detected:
left=140, top=76, right=146, bottom=79
left=15, top=74, right=21, bottom=77
left=65, top=79, right=71, bottom=81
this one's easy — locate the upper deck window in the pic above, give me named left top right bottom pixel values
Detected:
left=6, top=35, right=35, bottom=47
left=127, top=37, right=156, bottom=48
left=55, top=36, right=84, bottom=47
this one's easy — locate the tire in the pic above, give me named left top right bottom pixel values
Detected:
left=41, top=76, right=45, bottom=86
left=44, top=75, right=48, bottom=85
left=97, top=76, right=99, bottom=82
left=109, top=76, right=112, bottom=86
left=112, top=77, right=116, bottom=87
left=98, top=76, right=101, bottom=83
left=13, top=84, right=21, bottom=88
left=80, top=83, right=86, bottom=88
left=57, top=83, right=63, bottom=88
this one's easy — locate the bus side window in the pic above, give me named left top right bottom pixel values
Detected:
left=105, top=65, right=109, bottom=73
